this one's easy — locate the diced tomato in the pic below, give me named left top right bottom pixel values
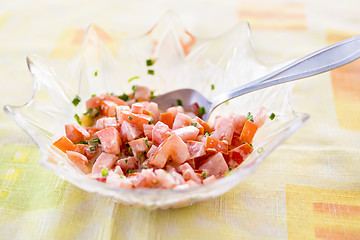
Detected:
left=203, top=175, right=216, bottom=184
left=74, top=144, right=99, bottom=160
left=186, top=141, right=206, bottom=159
left=134, top=86, right=151, bottom=101
left=117, top=156, right=138, bottom=172
left=160, top=112, right=173, bottom=128
left=85, top=127, right=100, bottom=139
left=210, top=116, right=235, bottom=143
left=146, top=145, right=158, bottom=158
left=86, top=96, right=102, bottom=110
left=65, top=123, right=91, bottom=143
left=166, top=106, right=184, bottom=119
left=101, top=100, right=117, bottom=117
left=53, top=136, right=75, bottom=153
left=179, top=162, right=201, bottom=184
left=227, top=143, right=253, bottom=169
left=95, top=117, right=118, bottom=130
left=131, top=103, right=144, bottom=114
left=239, top=120, right=258, bottom=144
left=92, top=152, right=118, bottom=174
left=231, top=114, right=246, bottom=135
left=173, top=126, right=199, bottom=141
left=66, top=151, right=90, bottom=174
left=132, top=169, right=157, bottom=188
left=229, top=133, right=242, bottom=150
left=128, top=138, right=151, bottom=162
left=117, top=111, right=151, bottom=130
left=205, top=136, right=228, bottom=154
left=120, top=121, right=142, bottom=142
left=96, top=127, right=121, bottom=155
left=172, top=112, right=192, bottom=130
left=143, top=124, right=153, bottom=140
left=152, top=121, right=171, bottom=145
left=150, top=134, right=190, bottom=168
left=146, top=102, right=160, bottom=123
left=103, top=94, right=127, bottom=106
left=199, top=152, right=229, bottom=178
left=155, top=169, right=184, bottom=189
left=106, top=173, right=132, bottom=189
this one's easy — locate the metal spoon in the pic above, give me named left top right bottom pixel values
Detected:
left=152, top=35, right=360, bottom=121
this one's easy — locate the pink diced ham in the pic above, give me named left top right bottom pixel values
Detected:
left=95, top=117, right=118, bottom=130
left=131, top=103, right=144, bottom=114
left=117, top=156, right=138, bottom=172
left=203, top=175, right=216, bottom=184
left=231, top=114, right=246, bottom=135
left=106, top=173, right=133, bottom=189
left=134, top=85, right=151, bottom=101
left=166, top=106, right=184, bottom=118
left=132, top=169, right=157, bottom=188
left=199, top=152, right=229, bottom=178
left=65, top=123, right=91, bottom=143
left=92, top=152, right=118, bottom=174
left=146, top=102, right=160, bottom=123
left=179, top=163, right=201, bottom=184
left=128, top=138, right=151, bottom=161
left=96, top=127, right=121, bottom=155
left=143, top=124, right=154, bottom=140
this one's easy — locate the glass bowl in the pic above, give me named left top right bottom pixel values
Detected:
left=3, top=12, right=308, bottom=210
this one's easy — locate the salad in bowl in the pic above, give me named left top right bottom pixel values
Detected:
left=4, top=12, right=308, bottom=209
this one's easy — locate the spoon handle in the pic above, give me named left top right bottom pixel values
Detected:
left=211, top=35, right=360, bottom=108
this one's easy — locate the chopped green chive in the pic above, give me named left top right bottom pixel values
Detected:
left=101, top=168, right=108, bottom=177
left=132, top=85, right=137, bottom=95
left=228, top=167, right=232, bottom=171
left=120, top=175, right=125, bottom=178
left=125, top=142, right=130, bottom=147
left=270, top=113, right=276, bottom=120
left=128, top=116, right=133, bottom=121
left=202, top=172, right=207, bottom=179
left=128, top=76, right=140, bottom=83
left=147, top=69, right=154, bottom=75
left=74, top=114, right=82, bottom=125
left=225, top=101, right=229, bottom=105
left=176, top=99, right=183, bottom=106
left=89, top=146, right=96, bottom=151
left=76, top=140, right=88, bottom=145
left=150, top=91, right=157, bottom=99
left=247, top=112, right=254, bottom=122
left=249, top=143, right=253, bottom=148
left=211, top=84, right=215, bottom=90
left=146, top=59, right=156, bottom=66
left=145, top=139, right=150, bottom=148
left=91, top=94, right=96, bottom=97
left=125, top=159, right=128, bottom=163
left=190, top=122, right=198, bottom=127
left=148, top=116, right=154, bottom=124
left=204, top=131, right=210, bottom=137
left=198, top=107, right=206, bottom=116
left=142, top=165, right=149, bottom=169
left=90, top=138, right=100, bottom=144
left=95, top=71, right=98, bottom=77
left=257, top=147, right=264, bottom=154
left=118, top=93, right=129, bottom=101
left=128, top=147, right=133, bottom=156
left=126, top=169, right=135, bottom=174
left=72, top=95, right=81, bottom=107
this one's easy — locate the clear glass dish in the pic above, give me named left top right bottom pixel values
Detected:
left=3, top=12, right=308, bottom=210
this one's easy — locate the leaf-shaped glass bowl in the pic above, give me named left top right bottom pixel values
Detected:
left=4, top=12, right=308, bottom=209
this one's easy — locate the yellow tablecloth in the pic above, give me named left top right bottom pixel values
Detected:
left=1, top=1, right=360, bottom=239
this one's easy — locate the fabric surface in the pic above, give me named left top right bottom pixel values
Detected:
left=1, top=1, right=360, bottom=239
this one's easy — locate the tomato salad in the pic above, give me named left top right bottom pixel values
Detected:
left=53, top=85, right=270, bottom=190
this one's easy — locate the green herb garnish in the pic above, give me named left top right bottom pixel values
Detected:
left=249, top=143, right=253, bottom=148
left=146, top=59, right=156, bottom=66
left=198, top=107, right=206, bottom=115
left=128, top=76, right=140, bottom=83
left=204, top=131, right=210, bottom=137
left=101, top=168, right=108, bottom=177
left=228, top=167, right=232, bottom=171
left=257, top=147, right=264, bottom=154
left=125, top=159, right=128, bottom=163
left=132, top=85, right=137, bottom=95
left=91, top=94, right=96, bottom=97
left=202, top=172, right=207, bottom=179
left=128, top=147, right=133, bottom=156
left=142, top=165, right=149, bottom=169
left=89, top=146, right=96, bottom=151
left=90, top=138, right=100, bottom=144
left=211, top=84, right=215, bottom=90
left=190, top=122, right=198, bottom=127
left=145, top=139, right=150, bottom=148
left=95, top=71, right=98, bottom=77
left=176, top=99, right=183, bottom=106
left=148, top=116, right=154, bottom=124
left=118, top=93, right=129, bottom=101
left=150, top=91, right=157, bottom=99
left=128, top=116, right=133, bottom=121
left=147, top=69, right=154, bottom=75
left=74, top=114, right=82, bottom=125
left=247, top=112, right=254, bottom=122
left=72, top=95, right=81, bottom=107
left=126, top=169, right=135, bottom=174
left=76, top=140, right=88, bottom=145
left=269, top=113, right=275, bottom=120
